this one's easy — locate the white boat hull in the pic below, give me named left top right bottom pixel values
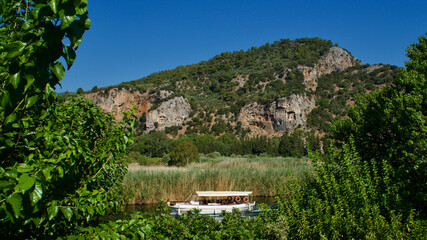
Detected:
left=169, top=202, right=256, bottom=215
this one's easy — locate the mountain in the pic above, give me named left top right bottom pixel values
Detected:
left=84, top=38, right=400, bottom=138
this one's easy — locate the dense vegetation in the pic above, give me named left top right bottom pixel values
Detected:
left=0, top=1, right=133, bottom=238
left=97, top=36, right=399, bottom=138
left=308, top=63, right=399, bottom=132
left=1, top=1, right=425, bottom=238
left=126, top=130, right=321, bottom=166
left=112, top=37, right=333, bottom=99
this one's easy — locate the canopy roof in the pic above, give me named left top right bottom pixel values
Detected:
left=195, top=191, right=252, bottom=197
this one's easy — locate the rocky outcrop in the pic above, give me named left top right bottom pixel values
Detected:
left=238, top=94, right=315, bottom=137
left=86, top=46, right=363, bottom=137
left=272, top=94, right=315, bottom=130
left=84, top=88, right=151, bottom=121
left=85, top=88, right=190, bottom=133
left=145, top=96, right=191, bottom=132
left=298, top=46, right=361, bottom=91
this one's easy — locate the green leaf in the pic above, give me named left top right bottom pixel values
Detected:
left=0, top=180, right=13, bottom=190
left=33, top=4, right=48, bottom=19
left=47, top=204, right=59, bottom=220
left=67, top=21, right=84, bottom=47
left=42, top=168, right=51, bottom=181
left=25, top=95, right=39, bottom=109
left=5, top=42, right=26, bottom=59
left=87, top=206, right=94, bottom=215
left=6, top=193, right=22, bottom=218
left=1, top=91, right=11, bottom=108
left=30, top=182, right=43, bottom=205
left=17, top=164, right=34, bottom=173
left=50, top=62, right=65, bottom=80
left=24, top=74, right=35, bottom=92
left=61, top=207, right=73, bottom=221
left=57, top=166, right=64, bottom=177
left=64, top=46, right=76, bottom=69
left=4, top=113, right=17, bottom=126
left=15, top=174, right=36, bottom=192
left=5, top=169, right=18, bottom=180
left=59, top=6, right=76, bottom=29
left=83, top=16, right=91, bottom=29
left=76, top=3, right=88, bottom=15
left=45, top=83, right=53, bottom=96
left=49, top=0, right=60, bottom=14
left=10, top=72, right=20, bottom=89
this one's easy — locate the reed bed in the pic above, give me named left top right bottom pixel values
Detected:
left=124, top=156, right=312, bottom=204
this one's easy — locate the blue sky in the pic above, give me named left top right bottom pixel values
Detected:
left=59, top=0, right=427, bottom=92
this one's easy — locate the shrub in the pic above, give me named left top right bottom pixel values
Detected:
left=168, top=141, right=199, bottom=166
left=206, top=152, right=221, bottom=158
left=272, top=140, right=425, bottom=239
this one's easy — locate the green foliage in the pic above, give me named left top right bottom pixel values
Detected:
left=164, top=125, right=182, bottom=136
left=0, top=1, right=134, bottom=238
left=127, top=129, right=322, bottom=160
left=69, top=203, right=266, bottom=239
left=279, top=130, right=306, bottom=157
left=308, top=63, right=399, bottom=132
left=0, top=0, right=91, bottom=123
left=406, top=34, right=427, bottom=74
left=76, top=87, right=84, bottom=94
left=126, top=152, right=164, bottom=166
left=130, top=131, right=171, bottom=158
left=169, top=141, right=199, bottom=166
left=332, top=35, right=426, bottom=218
left=271, top=140, right=425, bottom=239
left=0, top=97, right=133, bottom=238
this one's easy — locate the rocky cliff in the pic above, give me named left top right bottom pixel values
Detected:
left=85, top=38, right=396, bottom=138
left=238, top=94, right=315, bottom=137
left=298, top=46, right=361, bottom=91
left=145, top=96, right=192, bottom=132
left=84, top=88, right=151, bottom=121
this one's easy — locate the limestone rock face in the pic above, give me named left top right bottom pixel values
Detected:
left=298, top=46, right=361, bottom=91
left=272, top=94, right=315, bottom=130
left=84, top=88, right=151, bottom=121
left=238, top=94, right=315, bottom=137
left=158, top=90, right=174, bottom=99
left=145, top=96, right=191, bottom=132
left=85, top=46, right=362, bottom=137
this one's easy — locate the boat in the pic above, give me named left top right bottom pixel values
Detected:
left=169, top=191, right=256, bottom=216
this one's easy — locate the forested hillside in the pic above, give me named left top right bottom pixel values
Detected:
left=83, top=37, right=400, bottom=160
left=89, top=38, right=399, bottom=137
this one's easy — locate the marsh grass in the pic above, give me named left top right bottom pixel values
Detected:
left=124, top=156, right=312, bottom=204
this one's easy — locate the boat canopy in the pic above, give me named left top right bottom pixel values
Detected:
left=195, top=191, right=252, bottom=197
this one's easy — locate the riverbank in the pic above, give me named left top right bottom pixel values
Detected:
left=123, top=155, right=312, bottom=204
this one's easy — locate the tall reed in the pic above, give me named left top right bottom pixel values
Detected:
left=124, top=156, right=312, bottom=204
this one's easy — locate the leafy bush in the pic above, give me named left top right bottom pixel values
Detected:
left=168, top=141, right=199, bottom=166
left=272, top=140, right=424, bottom=239
left=206, top=152, right=222, bottom=158
left=0, top=2, right=134, bottom=238
left=332, top=35, right=427, bottom=217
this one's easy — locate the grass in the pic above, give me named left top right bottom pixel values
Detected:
left=124, top=155, right=312, bottom=204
